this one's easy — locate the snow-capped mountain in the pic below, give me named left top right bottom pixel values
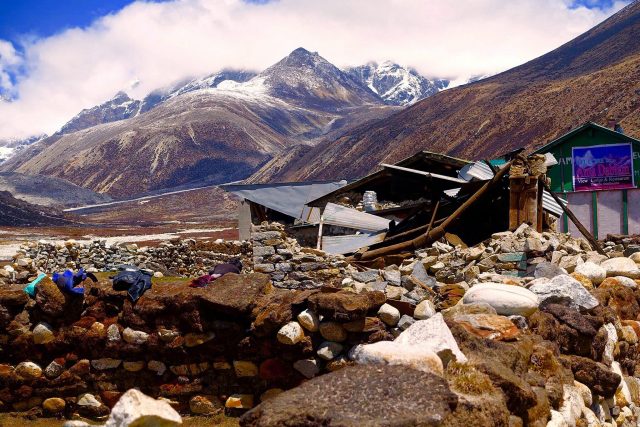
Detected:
left=1, top=48, right=397, bottom=197
left=259, top=48, right=381, bottom=110
left=139, top=70, right=256, bottom=113
left=0, top=134, right=46, bottom=164
left=59, top=91, right=141, bottom=134
left=346, top=61, right=449, bottom=106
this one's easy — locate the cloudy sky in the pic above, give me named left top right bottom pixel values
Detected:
left=0, top=0, right=630, bottom=140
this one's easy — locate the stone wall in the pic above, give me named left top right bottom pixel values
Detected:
left=250, top=223, right=350, bottom=289
left=0, top=273, right=394, bottom=419
left=2, top=239, right=252, bottom=284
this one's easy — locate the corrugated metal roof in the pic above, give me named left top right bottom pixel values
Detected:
left=223, top=181, right=346, bottom=223
left=322, top=203, right=391, bottom=231
left=542, top=190, right=566, bottom=217
left=321, top=231, right=386, bottom=255
left=458, top=161, right=494, bottom=181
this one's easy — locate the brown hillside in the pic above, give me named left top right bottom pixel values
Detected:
left=260, top=1, right=640, bottom=182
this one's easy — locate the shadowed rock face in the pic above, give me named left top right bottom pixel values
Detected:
left=240, top=364, right=458, bottom=427
left=0, top=191, right=71, bottom=226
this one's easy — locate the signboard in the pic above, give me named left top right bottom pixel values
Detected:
left=572, top=143, right=635, bottom=191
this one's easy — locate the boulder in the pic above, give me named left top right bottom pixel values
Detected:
left=574, top=262, right=606, bottom=285
left=296, top=309, right=319, bottom=332
left=319, top=321, right=347, bottom=342
left=276, top=322, right=305, bottom=345
left=462, top=283, right=539, bottom=316
left=565, top=355, right=621, bottom=397
left=377, top=303, right=400, bottom=326
left=395, top=313, right=467, bottom=363
left=349, top=340, right=444, bottom=374
left=240, top=365, right=458, bottom=427
left=189, top=395, right=220, bottom=415
left=122, top=327, right=149, bottom=345
left=528, top=275, right=599, bottom=311
left=104, top=389, right=182, bottom=427
left=601, top=257, right=640, bottom=279
left=453, top=314, right=520, bottom=341
left=42, top=397, right=66, bottom=414
left=307, top=290, right=385, bottom=321
left=317, top=341, right=344, bottom=361
left=534, top=262, right=567, bottom=279
left=413, top=299, right=436, bottom=320
left=35, top=277, right=68, bottom=317
left=32, top=322, right=55, bottom=344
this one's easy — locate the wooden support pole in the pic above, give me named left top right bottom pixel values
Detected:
left=541, top=181, right=605, bottom=256
left=425, top=200, right=440, bottom=236
left=356, top=160, right=513, bottom=261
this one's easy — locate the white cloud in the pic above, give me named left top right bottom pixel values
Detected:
left=0, top=0, right=629, bottom=139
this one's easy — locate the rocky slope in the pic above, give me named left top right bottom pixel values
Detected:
left=346, top=61, right=449, bottom=106
left=0, top=191, right=72, bottom=226
left=0, top=173, right=112, bottom=208
left=262, top=1, right=640, bottom=182
left=1, top=49, right=395, bottom=197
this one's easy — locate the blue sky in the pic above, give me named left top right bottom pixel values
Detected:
left=0, top=0, right=630, bottom=139
left=0, top=0, right=618, bottom=44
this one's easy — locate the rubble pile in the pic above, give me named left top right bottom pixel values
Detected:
left=240, top=223, right=640, bottom=426
left=1, top=238, right=252, bottom=284
left=3, top=223, right=640, bottom=425
left=251, top=223, right=350, bottom=289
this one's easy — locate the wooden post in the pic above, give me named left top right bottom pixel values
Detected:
left=541, top=181, right=605, bottom=255
left=509, top=176, right=540, bottom=231
left=316, top=216, right=324, bottom=250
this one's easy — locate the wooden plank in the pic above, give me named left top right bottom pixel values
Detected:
left=238, top=199, right=251, bottom=241
left=322, top=203, right=391, bottom=232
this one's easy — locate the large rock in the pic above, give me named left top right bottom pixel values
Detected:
left=574, top=262, right=606, bottom=286
left=104, top=388, right=182, bottom=427
left=240, top=365, right=458, bottom=427
left=453, top=314, right=520, bottom=341
left=196, top=273, right=272, bottom=317
left=462, top=283, right=538, bottom=316
left=349, top=340, right=444, bottom=374
left=307, top=289, right=385, bottom=321
left=35, top=277, right=68, bottom=317
left=395, top=313, right=467, bottom=363
left=601, top=257, right=640, bottom=279
left=593, top=282, right=640, bottom=320
left=528, top=275, right=598, bottom=311
left=565, top=355, right=621, bottom=398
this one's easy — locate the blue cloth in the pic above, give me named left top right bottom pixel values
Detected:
left=52, top=268, right=96, bottom=295
left=24, top=273, right=47, bottom=297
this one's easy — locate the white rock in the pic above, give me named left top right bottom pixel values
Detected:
left=529, top=275, right=599, bottom=311
left=462, top=283, right=539, bottom=316
left=611, top=361, right=632, bottom=406
left=349, top=341, right=444, bottom=374
left=77, top=393, right=102, bottom=408
left=297, top=309, right=319, bottom=332
left=630, top=252, right=640, bottom=263
left=395, top=313, right=467, bottom=363
left=546, top=410, right=568, bottom=427
left=104, top=388, right=182, bottom=427
left=559, top=384, right=585, bottom=426
left=601, top=323, right=618, bottom=366
left=107, top=324, right=121, bottom=342
left=377, top=303, right=401, bottom=326
left=574, top=262, right=606, bottom=285
left=316, top=341, right=344, bottom=361
left=32, top=322, right=55, bottom=344
left=573, top=381, right=593, bottom=407
left=63, top=421, right=90, bottom=427
left=610, top=276, right=638, bottom=288
left=277, top=321, right=305, bottom=345
left=293, top=358, right=320, bottom=379
left=122, top=328, right=149, bottom=345
left=413, top=299, right=436, bottom=320
left=582, top=407, right=600, bottom=427
left=601, top=257, right=640, bottom=279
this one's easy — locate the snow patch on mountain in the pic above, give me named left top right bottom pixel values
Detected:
left=346, top=61, right=449, bottom=106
